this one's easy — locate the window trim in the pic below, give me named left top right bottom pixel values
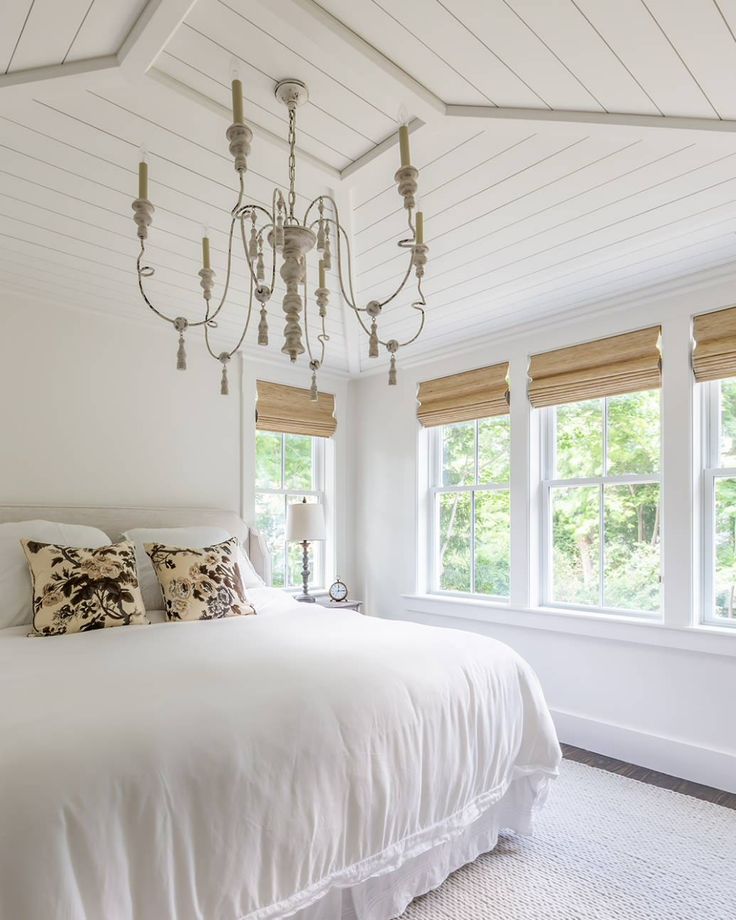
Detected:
left=700, top=379, right=736, bottom=628
left=254, top=432, right=326, bottom=591
left=427, top=417, right=511, bottom=602
left=540, top=392, right=663, bottom=618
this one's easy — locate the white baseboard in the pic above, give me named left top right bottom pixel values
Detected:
left=553, top=708, right=736, bottom=795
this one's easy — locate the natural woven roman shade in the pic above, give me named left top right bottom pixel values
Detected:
left=416, top=363, right=510, bottom=427
left=256, top=381, right=337, bottom=437
left=528, top=326, right=661, bottom=408
left=692, top=306, right=736, bottom=382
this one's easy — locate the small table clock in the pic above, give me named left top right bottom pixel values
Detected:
left=328, top=577, right=349, bottom=602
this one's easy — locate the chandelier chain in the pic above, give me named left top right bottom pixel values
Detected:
left=288, top=106, right=297, bottom=221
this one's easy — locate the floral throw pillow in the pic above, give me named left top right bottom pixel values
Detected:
left=144, top=537, right=256, bottom=621
left=22, top=540, right=149, bottom=636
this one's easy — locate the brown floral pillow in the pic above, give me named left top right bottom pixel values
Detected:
left=144, top=537, right=256, bottom=621
left=22, top=540, right=149, bottom=636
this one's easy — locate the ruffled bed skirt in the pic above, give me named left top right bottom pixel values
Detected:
left=277, top=770, right=553, bottom=920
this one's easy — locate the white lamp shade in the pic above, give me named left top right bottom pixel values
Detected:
left=286, top=501, right=326, bottom=542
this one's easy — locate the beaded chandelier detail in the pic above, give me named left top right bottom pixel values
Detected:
left=131, top=77, right=428, bottom=396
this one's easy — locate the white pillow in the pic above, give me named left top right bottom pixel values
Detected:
left=0, top=520, right=111, bottom=630
left=122, top=526, right=263, bottom=611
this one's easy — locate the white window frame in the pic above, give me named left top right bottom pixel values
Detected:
left=427, top=418, right=511, bottom=602
left=540, top=392, right=663, bottom=619
left=255, top=432, right=326, bottom=590
left=701, top=379, right=736, bottom=627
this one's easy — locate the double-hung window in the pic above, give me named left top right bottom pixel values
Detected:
left=253, top=379, right=337, bottom=591
left=532, top=326, right=663, bottom=618
left=418, top=363, right=511, bottom=600
left=541, top=392, right=661, bottom=615
left=429, top=417, right=511, bottom=597
left=255, top=431, right=325, bottom=590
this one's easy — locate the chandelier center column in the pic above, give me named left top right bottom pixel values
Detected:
left=276, top=226, right=315, bottom=362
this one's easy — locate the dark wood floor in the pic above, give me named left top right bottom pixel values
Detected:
left=562, top=743, right=736, bottom=810
left=561, top=744, right=736, bottom=811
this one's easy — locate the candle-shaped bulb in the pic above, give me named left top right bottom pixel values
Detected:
left=319, top=259, right=326, bottom=289
left=138, top=146, right=148, bottom=200
left=201, top=230, right=211, bottom=270
left=399, top=124, right=411, bottom=168
left=231, top=77, right=244, bottom=124
left=415, top=211, right=424, bottom=245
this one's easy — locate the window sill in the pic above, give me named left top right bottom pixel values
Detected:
left=400, top=593, right=736, bottom=658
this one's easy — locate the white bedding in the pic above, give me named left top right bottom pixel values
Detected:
left=0, top=588, right=560, bottom=920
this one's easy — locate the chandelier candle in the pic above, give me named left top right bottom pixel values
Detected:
left=231, top=79, right=244, bottom=124
left=131, top=77, right=428, bottom=391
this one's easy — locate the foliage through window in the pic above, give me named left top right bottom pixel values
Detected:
left=430, top=417, right=510, bottom=598
left=703, top=378, right=736, bottom=625
left=255, top=431, right=324, bottom=589
left=543, top=391, right=661, bottom=615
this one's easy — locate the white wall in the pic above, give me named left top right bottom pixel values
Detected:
left=351, top=271, right=736, bottom=793
left=0, top=296, right=355, bottom=586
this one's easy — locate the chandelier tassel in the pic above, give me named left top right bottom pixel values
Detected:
left=258, top=307, right=269, bottom=346
left=368, top=321, right=379, bottom=358
left=387, top=339, right=399, bottom=386
left=256, top=248, right=265, bottom=282
left=174, top=317, right=188, bottom=371
left=322, top=223, right=331, bottom=271
left=309, top=361, right=319, bottom=401
left=219, top=353, right=230, bottom=396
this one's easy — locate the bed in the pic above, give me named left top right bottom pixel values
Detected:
left=0, top=505, right=561, bottom=920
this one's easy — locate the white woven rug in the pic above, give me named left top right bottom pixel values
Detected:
left=400, top=759, right=736, bottom=920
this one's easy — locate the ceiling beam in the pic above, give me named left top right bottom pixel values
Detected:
left=117, top=0, right=199, bottom=78
left=0, top=56, right=121, bottom=106
left=445, top=104, right=736, bottom=139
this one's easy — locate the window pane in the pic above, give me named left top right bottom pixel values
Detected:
left=478, top=417, right=510, bottom=484
left=715, top=477, right=736, bottom=621
left=438, top=492, right=471, bottom=591
left=284, top=434, right=314, bottom=491
left=286, top=494, right=322, bottom=588
left=475, top=490, right=510, bottom=597
left=604, top=484, right=661, bottom=612
left=555, top=400, right=603, bottom=479
left=607, top=390, right=660, bottom=476
left=442, top=422, right=476, bottom=486
left=720, top=380, right=736, bottom=467
left=255, top=431, right=282, bottom=489
left=551, top=485, right=600, bottom=605
left=255, top=492, right=285, bottom=587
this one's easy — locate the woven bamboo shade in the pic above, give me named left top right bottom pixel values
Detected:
left=256, top=381, right=337, bottom=437
left=528, top=326, right=662, bottom=408
left=692, top=307, right=736, bottom=382
left=416, top=363, right=510, bottom=427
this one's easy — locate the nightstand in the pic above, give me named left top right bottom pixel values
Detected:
left=317, top=598, right=363, bottom=614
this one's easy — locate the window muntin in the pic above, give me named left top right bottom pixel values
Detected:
left=430, top=416, right=510, bottom=599
left=255, top=431, right=324, bottom=589
left=543, top=391, right=662, bottom=616
left=703, top=378, right=736, bottom=626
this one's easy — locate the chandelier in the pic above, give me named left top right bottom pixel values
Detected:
left=131, top=77, right=429, bottom=397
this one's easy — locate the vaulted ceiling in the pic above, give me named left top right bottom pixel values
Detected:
left=3, top=0, right=736, bottom=379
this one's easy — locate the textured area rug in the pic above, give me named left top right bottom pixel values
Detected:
left=401, top=759, right=736, bottom=919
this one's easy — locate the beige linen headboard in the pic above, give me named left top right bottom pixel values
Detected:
left=0, top=505, right=272, bottom=585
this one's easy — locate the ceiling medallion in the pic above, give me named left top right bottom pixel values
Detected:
left=131, top=75, right=429, bottom=396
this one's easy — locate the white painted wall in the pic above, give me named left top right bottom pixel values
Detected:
left=0, top=295, right=355, bottom=586
left=351, top=270, right=736, bottom=793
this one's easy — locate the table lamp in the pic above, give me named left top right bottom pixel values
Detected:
left=286, top=498, right=326, bottom=602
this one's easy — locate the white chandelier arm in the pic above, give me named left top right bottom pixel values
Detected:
left=203, top=255, right=255, bottom=362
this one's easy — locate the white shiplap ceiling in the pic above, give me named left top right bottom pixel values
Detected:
left=3, top=0, right=736, bottom=380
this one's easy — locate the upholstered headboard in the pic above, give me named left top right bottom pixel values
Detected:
left=0, top=505, right=272, bottom=585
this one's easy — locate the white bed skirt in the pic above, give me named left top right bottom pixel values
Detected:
left=290, top=771, right=551, bottom=920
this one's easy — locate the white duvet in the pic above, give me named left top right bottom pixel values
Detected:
left=0, top=589, right=560, bottom=920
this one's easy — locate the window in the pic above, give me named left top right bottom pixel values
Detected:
left=702, top=378, right=736, bottom=626
left=429, top=416, right=510, bottom=598
left=542, top=390, right=661, bottom=616
left=254, top=431, right=325, bottom=589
